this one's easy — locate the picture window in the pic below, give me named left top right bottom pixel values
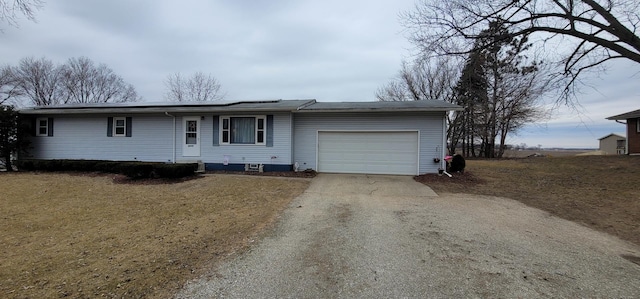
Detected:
left=220, top=116, right=266, bottom=145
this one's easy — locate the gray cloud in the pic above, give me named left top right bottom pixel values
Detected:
left=1, top=0, right=637, bottom=147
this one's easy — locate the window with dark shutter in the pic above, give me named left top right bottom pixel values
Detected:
left=36, top=117, right=52, bottom=137
left=108, top=117, right=132, bottom=137
left=219, top=116, right=266, bottom=145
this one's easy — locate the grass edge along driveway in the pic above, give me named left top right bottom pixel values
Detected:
left=416, top=155, right=640, bottom=247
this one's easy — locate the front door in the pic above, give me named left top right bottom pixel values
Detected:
left=183, top=117, right=200, bottom=157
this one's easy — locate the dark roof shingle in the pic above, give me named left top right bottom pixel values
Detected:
left=298, top=100, right=462, bottom=112
left=606, top=109, right=640, bottom=120
left=19, top=99, right=463, bottom=115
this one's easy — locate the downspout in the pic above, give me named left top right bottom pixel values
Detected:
left=442, top=113, right=447, bottom=171
left=440, top=113, right=453, bottom=177
left=290, top=113, right=295, bottom=169
left=165, top=112, right=176, bottom=163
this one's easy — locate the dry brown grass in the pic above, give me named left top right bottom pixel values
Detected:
left=416, top=155, right=640, bottom=246
left=0, top=173, right=310, bottom=298
left=500, top=149, right=590, bottom=158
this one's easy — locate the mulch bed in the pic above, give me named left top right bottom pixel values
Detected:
left=26, top=171, right=205, bottom=185
left=111, top=174, right=205, bottom=185
left=414, top=171, right=485, bottom=186
left=206, top=170, right=317, bottom=178
left=14, top=169, right=316, bottom=185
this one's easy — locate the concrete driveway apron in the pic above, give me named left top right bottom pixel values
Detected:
left=177, top=174, right=640, bottom=298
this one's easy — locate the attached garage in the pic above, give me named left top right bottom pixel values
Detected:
left=317, top=131, right=419, bottom=175
left=292, top=101, right=463, bottom=175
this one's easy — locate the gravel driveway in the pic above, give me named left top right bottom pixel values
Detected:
left=177, top=174, right=640, bottom=298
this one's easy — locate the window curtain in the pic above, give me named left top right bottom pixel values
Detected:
left=231, top=117, right=255, bottom=144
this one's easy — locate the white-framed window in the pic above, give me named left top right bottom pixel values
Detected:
left=637, top=118, right=640, bottom=133
left=113, top=117, right=126, bottom=137
left=220, top=116, right=266, bottom=145
left=36, top=117, right=49, bottom=136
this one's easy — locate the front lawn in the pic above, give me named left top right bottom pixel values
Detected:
left=0, top=173, right=310, bottom=298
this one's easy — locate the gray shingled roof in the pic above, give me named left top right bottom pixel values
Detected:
left=297, top=100, right=462, bottom=112
left=606, top=109, right=640, bottom=120
left=19, top=99, right=463, bottom=115
left=19, top=99, right=316, bottom=115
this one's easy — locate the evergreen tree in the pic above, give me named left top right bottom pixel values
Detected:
left=452, top=21, right=549, bottom=158
left=0, top=105, right=29, bottom=171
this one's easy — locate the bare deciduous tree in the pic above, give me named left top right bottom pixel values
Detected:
left=12, top=56, right=62, bottom=106
left=0, top=0, right=43, bottom=29
left=377, top=58, right=459, bottom=103
left=379, top=22, right=552, bottom=157
left=11, top=56, right=140, bottom=106
left=59, top=57, right=139, bottom=104
left=403, top=0, right=640, bottom=102
left=165, top=72, right=225, bottom=102
left=0, top=65, right=21, bottom=105
left=377, top=57, right=465, bottom=155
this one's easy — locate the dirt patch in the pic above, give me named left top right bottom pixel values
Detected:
left=0, top=172, right=310, bottom=299
left=415, top=155, right=640, bottom=247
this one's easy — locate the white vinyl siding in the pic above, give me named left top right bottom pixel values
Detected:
left=318, top=131, right=419, bottom=175
left=26, top=113, right=293, bottom=166
left=293, top=112, right=445, bottom=174
left=27, top=114, right=173, bottom=162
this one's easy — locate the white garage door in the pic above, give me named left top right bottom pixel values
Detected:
left=317, top=131, right=419, bottom=175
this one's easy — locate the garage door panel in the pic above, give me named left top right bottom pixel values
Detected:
left=318, top=131, right=418, bottom=175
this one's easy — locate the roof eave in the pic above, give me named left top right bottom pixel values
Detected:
left=606, top=115, right=640, bottom=120
left=18, top=107, right=300, bottom=115
left=606, top=110, right=640, bottom=120
left=598, top=133, right=625, bottom=140
left=294, top=107, right=464, bottom=113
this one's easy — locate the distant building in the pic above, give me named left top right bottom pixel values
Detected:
left=607, top=109, right=640, bottom=155
left=598, top=133, right=626, bottom=155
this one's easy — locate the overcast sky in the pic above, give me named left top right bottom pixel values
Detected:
left=1, top=0, right=637, bottom=148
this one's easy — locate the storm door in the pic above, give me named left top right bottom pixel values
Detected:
left=183, top=117, right=200, bottom=157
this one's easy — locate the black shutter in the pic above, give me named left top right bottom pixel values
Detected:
left=266, top=115, right=273, bottom=147
left=30, top=118, right=36, bottom=136
left=107, top=117, right=113, bottom=137
left=212, top=115, right=219, bottom=146
left=126, top=117, right=132, bottom=137
left=47, top=118, right=54, bottom=136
